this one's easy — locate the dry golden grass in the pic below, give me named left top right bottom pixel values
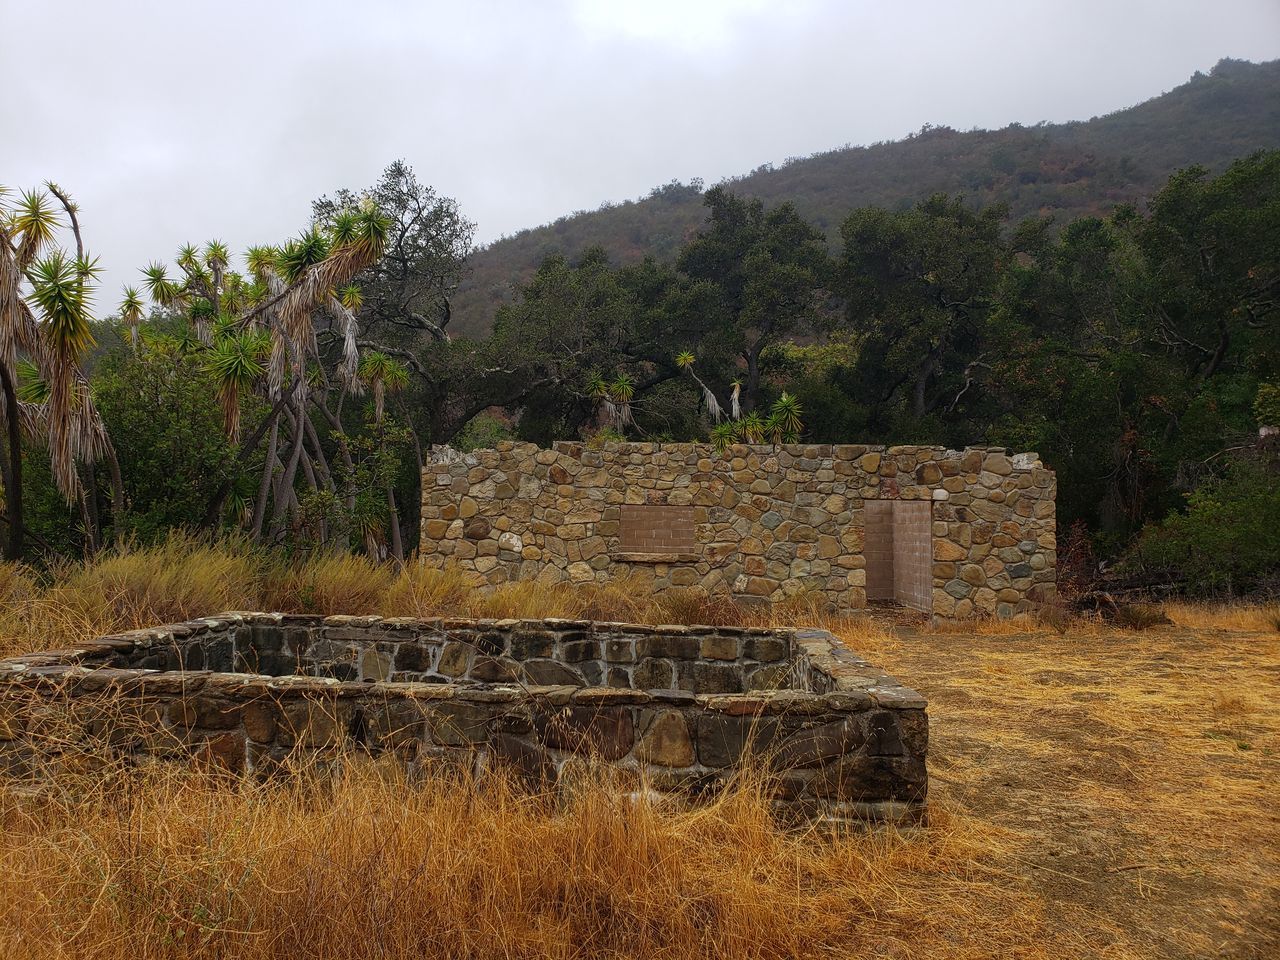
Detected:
left=1162, top=599, right=1280, bottom=632
left=260, top=551, right=397, bottom=616
left=845, top=623, right=1280, bottom=960
left=0, top=757, right=1050, bottom=960
left=0, top=537, right=896, bottom=661
left=1, top=538, right=1277, bottom=958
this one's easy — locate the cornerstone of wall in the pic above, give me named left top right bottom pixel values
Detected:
left=420, top=441, right=1056, bottom=619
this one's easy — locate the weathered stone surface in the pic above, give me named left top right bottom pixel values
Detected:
left=635, top=710, right=694, bottom=767
left=678, top=661, right=743, bottom=694
left=696, top=714, right=782, bottom=767
left=241, top=700, right=278, bottom=743
left=773, top=716, right=868, bottom=768
left=809, top=754, right=928, bottom=802
left=699, top=635, right=739, bottom=661
left=433, top=701, right=496, bottom=745
left=489, top=733, right=555, bottom=783
left=538, top=705, right=634, bottom=760
left=436, top=643, right=471, bottom=677
left=520, top=659, right=583, bottom=685
left=633, top=657, right=675, bottom=689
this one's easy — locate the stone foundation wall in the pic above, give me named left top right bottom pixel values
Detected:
left=421, top=441, right=1057, bottom=618
left=0, top=613, right=929, bottom=823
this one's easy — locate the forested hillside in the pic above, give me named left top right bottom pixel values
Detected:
left=3, top=64, right=1277, bottom=594
left=452, top=58, right=1280, bottom=338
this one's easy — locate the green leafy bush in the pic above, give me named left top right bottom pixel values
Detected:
left=1127, top=459, right=1280, bottom=596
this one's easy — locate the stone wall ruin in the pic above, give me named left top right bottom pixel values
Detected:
left=0, top=613, right=929, bottom=824
left=420, top=441, right=1056, bottom=618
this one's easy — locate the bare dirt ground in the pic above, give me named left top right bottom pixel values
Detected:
left=857, top=622, right=1280, bottom=960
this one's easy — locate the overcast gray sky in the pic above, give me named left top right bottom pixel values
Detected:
left=3, top=0, right=1279, bottom=308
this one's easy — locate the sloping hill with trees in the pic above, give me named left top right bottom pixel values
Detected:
left=451, top=58, right=1280, bottom=338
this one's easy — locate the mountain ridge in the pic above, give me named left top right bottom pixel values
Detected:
left=451, top=57, right=1280, bottom=338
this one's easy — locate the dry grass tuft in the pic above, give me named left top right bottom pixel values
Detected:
left=260, top=551, right=396, bottom=615
left=1162, top=599, right=1280, bottom=632
left=382, top=561, right=479, bottom=617
left=1111, top=602, right=1172, bottom=631
left=926, top=612, right=1043, bottom=635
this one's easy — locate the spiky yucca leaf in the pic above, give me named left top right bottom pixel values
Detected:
left=142, top=262, right=184, bottom=309
left=27, top=251, right=101, bottom=500
left=610, top=372, right=636, bottom=428
left=119, top=285, right=144, bottom=350
left=609, top=372, right=635, bottom=403
left=769, top=391, right=803, bottom=441
left=243, top=278, right=268, bottom=309
left=710, top=420, right=737, bottom=454
left=338, top=284, right=363, bottom=312
left=359, top=350, right=408, bottom=423
left=738, top=411, right=766, bottom=445
left=675, top=350, right=695, bottom=369
left=28, top=251, right=94, bottom=358
left=13, top=190, right=59, bottom=269
left=276, top=230, right=331, bottom=284
left=15, top=357, right=48, bottom=404
left=245, top=246, right=278, bottom=279
left=207, top=330, right=269, bottom=440
left=204, top=240, right=229, bottom=270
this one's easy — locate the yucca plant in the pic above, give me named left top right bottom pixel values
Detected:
left=766, top=392, right=804, bottom=443
left=15, top=357, right=48, bottom=405
left=587, top=371, right=619, bottom=431
left=610, top=372, right=635, bottom=428
left=674, top=350, right=724, bottom=422
left=738, top=411, right=766, bottom=444
left=359, top=351, right=409, bottom=424
left=117, top=286, right=144, bottom=351
left=207, top=331, right=270, bottom=440
left=0, top=183, right=124, bottom=556
left=26, top=249, right=105, bottom=501
left=710, top=420, right=738, bottom=454
left=137, top=202, right=391, bottom=548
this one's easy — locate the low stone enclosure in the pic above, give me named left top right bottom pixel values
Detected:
left=421, top=441, right=1057, bottom=618
left=0, top=613, right=928, bottom=824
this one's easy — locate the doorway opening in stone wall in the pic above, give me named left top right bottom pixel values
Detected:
left=864, top=500, right=933, bottom=613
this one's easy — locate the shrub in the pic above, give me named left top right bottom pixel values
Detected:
left=1126, top=459, right=1280, bottom=596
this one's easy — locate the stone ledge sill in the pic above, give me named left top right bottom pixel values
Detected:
left=613, top=551, right=699, bottom=564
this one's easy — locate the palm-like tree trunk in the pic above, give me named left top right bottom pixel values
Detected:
left=103, top=441, right=126, bottom=540
left=251, top=415, right=279, bottom=539
left=385, top=482, right=404, bottom=564
left=269, top=393, right=308, bottom=539
left=78, top=463, right=99, bottom=554
left=201, top=381, right=298, bottom=529
left=0, top=365, right=23, bottom=560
